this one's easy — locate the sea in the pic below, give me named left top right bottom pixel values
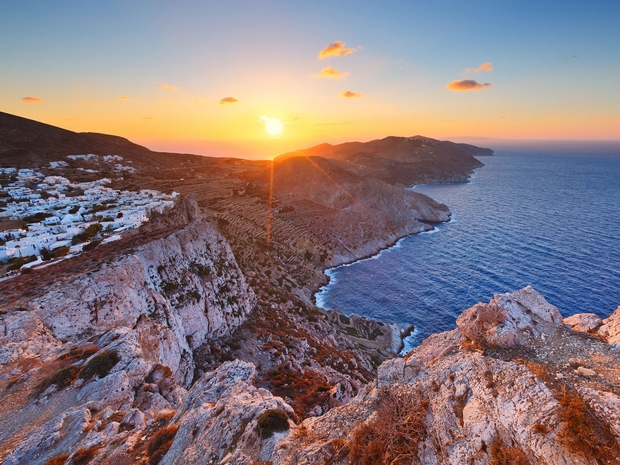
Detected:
left=315, top=148, right=620, bottom=352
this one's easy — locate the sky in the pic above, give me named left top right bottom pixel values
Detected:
left=1, top=0, right=619, bottom=158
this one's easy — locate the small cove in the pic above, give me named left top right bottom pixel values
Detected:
left=315, top=149, right=620, bottom=349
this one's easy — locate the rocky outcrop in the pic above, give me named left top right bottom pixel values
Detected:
left=0, top=200, right=256, bottom=464
left=1, top=213, right=255, bottom=383
left=565, top=306, right=620, bottom=349
left=161, top=361, right=294, bottom=465
left=3, top=286, right=619, bottom=465
left=456, top=285, right=563, bottom=348
left=265, top=287, right=620, bottom=464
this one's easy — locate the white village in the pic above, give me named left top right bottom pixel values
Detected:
left=0, top=154, right=177, bottom=278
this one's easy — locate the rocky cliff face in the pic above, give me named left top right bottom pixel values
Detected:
left=5, top=286, right=618, bottom=465
left=0, top=197, right=256, bottom=464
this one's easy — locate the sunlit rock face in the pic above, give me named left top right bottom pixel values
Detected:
left=1, top=197, right=256, bottom=386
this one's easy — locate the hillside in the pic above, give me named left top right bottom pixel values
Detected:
left=0, top=111, right=216, bottom=172
left=276, top=135, right=491, bottom=186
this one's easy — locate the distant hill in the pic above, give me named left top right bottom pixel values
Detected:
left=0, top=111, right=209, bottom=169
left=275, top=135, right=491, bottom=187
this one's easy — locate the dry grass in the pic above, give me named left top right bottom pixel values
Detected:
left=264, top=367, right=331, bottom=419
left=42, top=455, right=69, bottom=465
left=558, top=391, right=619, bottom=464
left=460, top=302, right=506, bottom=346
left=146, top=424, right=179, bottom=465
left=490, top=438, right=530, bottom=465
left=346, top=385, right=428, bottom=465
left=70, top=445, right=101, bottom=465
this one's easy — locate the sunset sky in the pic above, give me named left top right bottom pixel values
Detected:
left=1, top=0, right=619, bottom=158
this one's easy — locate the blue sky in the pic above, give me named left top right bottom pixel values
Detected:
left=1, top=0, right=619, bottom=156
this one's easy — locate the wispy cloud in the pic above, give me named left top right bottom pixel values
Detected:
left=446, top=79, right=491, bottom=91
left=466, top=62, right=493, bottom=73
left=319, top=41, right=356, bottom=59
left=142, top=117, right=154, bottom=120
left=340, top=90, right=364, bottom=98
left=159, top=82, right=178, bottom=91
left=115, top=95, right=130, bottom=101
left=315, top=66, right=349, bottom=78
left=22, top=96, right=43, bottom=103
left=219, top=97, right=240, bottom=105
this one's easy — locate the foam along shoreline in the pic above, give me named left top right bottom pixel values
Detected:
left=314, top=217, right=447, bottom=309
left=315, top=210, right=463, bottom=310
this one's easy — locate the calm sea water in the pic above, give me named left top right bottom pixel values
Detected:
left=315, top=150, right=620, bottom=350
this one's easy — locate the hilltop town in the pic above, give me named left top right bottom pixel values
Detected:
left=0, top=155, right=176, bottom=278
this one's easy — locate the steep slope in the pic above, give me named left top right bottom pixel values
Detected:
left=0, top=196, right=256, bottom=462
left=264, top=155, right=451, bottom=266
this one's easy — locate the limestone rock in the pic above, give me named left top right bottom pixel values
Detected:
left=580, top=388, right=620, bottom=440
left=3, top=407, right=91, bottom=465
left=564, top=313, right=603, bottom=333
left=598, top=306, right=620, bottom=347
left=0, top=310, right=61, bottom=364
left=457, top=286, right=562, bottom=348
left=160, top=360, right=295, bottom=465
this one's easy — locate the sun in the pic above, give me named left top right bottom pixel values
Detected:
left=262, top=117, right=283, bottom=135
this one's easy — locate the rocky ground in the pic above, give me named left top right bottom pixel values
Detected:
left=3, top=283, right=618, bottom=464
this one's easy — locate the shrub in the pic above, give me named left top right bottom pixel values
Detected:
left=147, top=424, right=179, bottom=465
left=58, top=345, right=99, bottom=361
left=43, top=455, right=69, bottom=465
left=72, top=223, right=103, bottom=245
left=82, top=239, right=102, bottom=251
left=558, top=391, right=619, bottom=463
left=348, top=386, right=428, bottom=465
left=256, top=409, right=290, bottom=439
left=41, top=247, right=52, bottom=261
left=53, top=246, right=70, bottom=258
left=490, top=438, right=530, bottom=465
left=23, top=212, right=52, bottom=223
left=79, top=350, right=120, bottom=380
left=46, top=365, right=82, bottom=391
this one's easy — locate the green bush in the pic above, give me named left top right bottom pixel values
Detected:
left=79, top=350, right=120, bottom=380
left=23, top=212, right=52, bottom=223
left=71, top=223, right=103, bottom=245
left=50, top=366, right=82, bottom=389
left=255, top=409, right=290, bottom=439
left=52, top=246, right=70, bottom=258
left=82, top=239, right=102, bottom=251
left=41, top=247, right=52, bottom=261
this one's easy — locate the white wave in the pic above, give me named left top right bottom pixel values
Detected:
left=419, top=227, right=440, bottom=235
left=399, top=325, right=422, bottom=355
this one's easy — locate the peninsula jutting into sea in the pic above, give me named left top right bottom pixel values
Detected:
left=1, top=112, right=619, bottom=464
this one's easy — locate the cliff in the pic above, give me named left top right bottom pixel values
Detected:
left=0, top=196, right=257, bottom=462
left=3, top=287, right=618, bottom=464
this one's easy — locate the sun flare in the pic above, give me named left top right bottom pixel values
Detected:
left=261, top=116, right=283, bottom=136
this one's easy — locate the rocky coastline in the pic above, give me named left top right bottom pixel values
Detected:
left=2, top=112, right=618, bottom=465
